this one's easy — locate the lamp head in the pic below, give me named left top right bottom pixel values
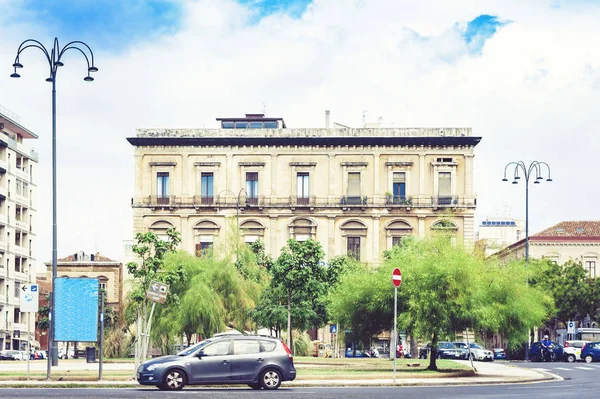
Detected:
left=534, top=180, right=540, bottom=184
left=88, top=66, right=98, bottom=73
left=84, top=75, right=94, bottom=82
left=45, top=77, right=54, bottom=82
left=502, top=178, right=508, bottom=182
left=12, top=62, right=23, bottom=69
left=55, top=61, right=64, bottom=67
left=547, top=178, right=553, bottom=182
left=10, top=72, right=20, bottom=78
left=515, top=175, right=521, bottom=180
left=536, top=176, right=543, bottom=180
left=512, top=181, right=518, bottom=184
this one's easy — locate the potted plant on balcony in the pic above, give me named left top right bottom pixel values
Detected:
left=385, top=191, right=393, bottom=205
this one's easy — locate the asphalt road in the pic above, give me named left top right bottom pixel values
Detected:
left=0, top=362, right=597, bottom=398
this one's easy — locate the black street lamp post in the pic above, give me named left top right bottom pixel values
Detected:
left=218, top=188, right=247, bottom=230
left=502, top=160, right=552, bottom=361
left=10, top=38, right=98, bottom=379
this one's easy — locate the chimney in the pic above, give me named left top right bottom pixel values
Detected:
left=325, top=110, right=330, bottom=128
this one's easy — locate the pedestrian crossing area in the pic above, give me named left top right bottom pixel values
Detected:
left=534, top=364, right=600, bottom=372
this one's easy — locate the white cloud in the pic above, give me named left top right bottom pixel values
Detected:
left=1, top=0, right=599, bottom=271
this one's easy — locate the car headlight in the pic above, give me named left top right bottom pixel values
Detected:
left=146, top=364, right=158, bottom=371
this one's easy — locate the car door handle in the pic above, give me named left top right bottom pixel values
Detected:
left=257, top=358, right=264, bottom=362
left=222, top=360, right=229, bottom=364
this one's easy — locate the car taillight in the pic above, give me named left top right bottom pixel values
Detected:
left=582, top=343, right=587, bottom=351
left=282, top=341, right=294, bottom=362
left=565, top=342, right=569, bottom=348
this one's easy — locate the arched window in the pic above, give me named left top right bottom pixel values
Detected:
left=385, top=220, right=413, bottom=248
left=341, top=220, right=367, bottom=260
left=149, top=220, right=174, bottom=242
left=288, top=218, right=317, bottom=242
left=193, top=220, right=220, bottom=256
left=240, top=220, right=265, bottom=243
left=98, top=275, right=108, bottom=293
left=431, top=219, right=458, bottom=245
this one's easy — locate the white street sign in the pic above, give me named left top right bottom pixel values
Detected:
left=20, top=284, right=39, bottom=313
left=567, top=321, right=576, bottom=334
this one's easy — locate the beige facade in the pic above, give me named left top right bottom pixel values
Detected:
left=496, top=221, right=600, bottom=278
left=128, top=117, right=481, bottom=264
left=0, top=106, right=38, bottom=350
left=42, top=251, right=124, bottom=308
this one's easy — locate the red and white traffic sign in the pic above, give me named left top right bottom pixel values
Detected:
left=392, top=268, right=402, bottom=288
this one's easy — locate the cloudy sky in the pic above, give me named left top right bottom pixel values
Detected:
left=0, top=0, right=599, bottom=269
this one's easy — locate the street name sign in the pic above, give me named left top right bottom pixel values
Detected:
left=20, top=284, right=39, bottom=313
left=146, top=281, right=169, bottom=304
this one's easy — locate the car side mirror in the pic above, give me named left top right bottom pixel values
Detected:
left=197, top=350, right=205, bottom=358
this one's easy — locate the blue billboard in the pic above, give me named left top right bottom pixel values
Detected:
left=55, top=277, right=99, bottom=342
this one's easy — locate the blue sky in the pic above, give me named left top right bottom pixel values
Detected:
left=10, top=0, right=312, bottom=50
left=463, top=14, right=510, bottom=54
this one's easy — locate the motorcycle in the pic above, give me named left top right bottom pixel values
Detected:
left=541, top=343, right=556, bottom=362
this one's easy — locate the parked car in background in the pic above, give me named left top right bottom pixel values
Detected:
left=0, top=350, right=23, bottom=361
left=418, top=343, right=431, bottom=359
left=437, top=342, right=462, bottom=359
left=529, top=342, right=564, bottom=362
left=137, top=335, right=296, bottom=390
left=493, top=348, right=507, bottom=360
left=563, top=340, right=588, bottom=363
left=345, top=348, right=370, bottom=358
left=580, top=341, right=600, bottom=363
left=453, top=342, right=470, bottom=359
left=468, top=343, right=493, bottom=361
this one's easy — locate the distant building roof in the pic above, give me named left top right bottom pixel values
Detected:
left=534, top=221, right=600, bottom=238
left=216, top=113, right=286, bottom=128
left=44, top=251, right=120, bottom=266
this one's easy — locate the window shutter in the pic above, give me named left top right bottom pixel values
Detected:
left=347, top=173, right=360, bottom=197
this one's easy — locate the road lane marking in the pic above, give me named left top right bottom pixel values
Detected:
left=575, top=366, right=595, bottom=370
left=554, top=367, right=571, bottom=370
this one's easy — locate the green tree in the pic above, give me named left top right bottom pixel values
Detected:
left=530, top=259, right=600, bottom=327
left=270, top=239, right=327, bottom=352
left=126, top=228, right=183, bottom=371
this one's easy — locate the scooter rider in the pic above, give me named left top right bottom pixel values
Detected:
left=540, top=335, right=553, bottom=361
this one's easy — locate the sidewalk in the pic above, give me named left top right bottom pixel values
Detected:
left=0, top=360, right=558, bottom=388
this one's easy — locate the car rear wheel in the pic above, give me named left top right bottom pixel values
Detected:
left=530, top=355, right=539, bottom=362
left=160, top=369, right=186, bottom=391
left=585, top=355, right=593, bottom=364
left=260, top=369, right=282, bottom=390
left=566, top=354, right=576, bottom=363
left=248, top=383, right=261, bottom=390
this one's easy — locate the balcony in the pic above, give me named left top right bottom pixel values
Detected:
left=14, top=193, right=29, bottom=207
left=14, top=271, right=29, bottom=282
left=132, top=194, right=477, bottom=210
left=15, top=167, right=29, bottom=181
left=0, top=266, right=5, bottom=278
left=13, top=322, right=27, bottom=333
left=14, top=219, right=28, bottom=231
left=0, top=158, right=7, bottom=173
left=0, top=186, right=6, bottom=199
left=0, top=214, right=6, bottom=226
left=14, top=245, right=28, bottom=257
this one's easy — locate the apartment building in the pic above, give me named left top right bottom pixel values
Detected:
left=477, top=217, right=525, bottom=256
left=128, top=113, right=481, bottom=264
left=41, top=251, right=124, bottom=309
left=0, top=106, right=38, bottom=351
left=496, top=221, right=600, bottom=278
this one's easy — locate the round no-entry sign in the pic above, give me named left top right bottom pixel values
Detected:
left=392, top=268, right=402, bottom=288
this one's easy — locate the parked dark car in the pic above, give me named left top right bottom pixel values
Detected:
left=137, top=335, right=296, bottom=390
left=345, top=348, right=370, bottom=358
left=529, top=342, right=564, bottom=362
left=493, top=348, right=507, bottom=360
left=437, top=342, right=462, bottom=359
left=418, top=343, right=431, bottom=359
left=453, top=342, right=470, bottom=359
left=580, top=341, right=600, bottom=363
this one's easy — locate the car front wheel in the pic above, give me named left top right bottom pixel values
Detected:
left=585, top=355, right=593, bottom=364
left=566, top=354, right=576, bottom=363
left=260, top=369, right=282, bottom=390
left=161, top=369, right=186, bottom=391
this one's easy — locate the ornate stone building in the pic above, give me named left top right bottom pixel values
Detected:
left=128, top=114, right=481, bottom=264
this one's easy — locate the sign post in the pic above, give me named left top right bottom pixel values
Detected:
left=391, top=268, right=402, bottom=383
left=20, top=284, right=39, bottom=381
left=567, top=320, right=576, bottom=341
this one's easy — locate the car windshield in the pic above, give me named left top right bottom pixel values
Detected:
left=439, top=342, right=453, bottom=349
left=470, top=343, right=483, bottom=350
left=177, top=339, right=213, bottom=356
left=454, top=342, right=467, bottom=349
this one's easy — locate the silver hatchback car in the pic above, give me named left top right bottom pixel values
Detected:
left=137, top=335, right=296, bottom=391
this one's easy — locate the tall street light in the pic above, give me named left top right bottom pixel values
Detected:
left=502, top=160, right=552, bottom=361
left=218, top=188, right=247, bottom=228
left=10, top=38, right=98, bottom=378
